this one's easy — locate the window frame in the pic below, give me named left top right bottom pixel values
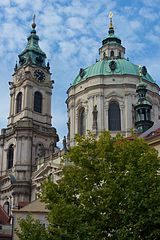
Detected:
left=78, top=107, right=86, bottom=136
left=108, top=101, right=121, bottom=131
left=16, top=92, right=22, bottom=113
left=34, top=91, right=42, bottom=113
left=7, top=144, right=14, bottom=169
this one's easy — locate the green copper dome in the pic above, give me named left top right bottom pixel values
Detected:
left=73, top=13, right=155, bottom=87
left=73, top=59, right=155, bottom=86
left=18, top=19, right=46, bottom=68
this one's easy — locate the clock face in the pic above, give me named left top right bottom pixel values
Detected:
left=34, top=69, right=45, bottom=82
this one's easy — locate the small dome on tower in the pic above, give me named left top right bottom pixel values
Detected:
left=17, top=15, right=47, bottom=69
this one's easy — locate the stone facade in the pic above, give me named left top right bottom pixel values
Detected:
left=67, top=73, right=160, bottom=146
left=0, top=15, right=160, bottom=222
left=0, top=22, right=59, bottom=211
left=66, top=16, right=160, bottom=146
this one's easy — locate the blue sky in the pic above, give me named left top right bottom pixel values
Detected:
left=0, top=0, right=160, bottom=146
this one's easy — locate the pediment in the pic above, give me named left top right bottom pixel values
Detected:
left=32, top=164, right=52, bottom=181
left=0, top=175, right=15, bottom=191
left=105, top=91, right=123, bottom=100
left=32, top=163, right=61, bottom=182
left=75, top=98, right=87, bottom=109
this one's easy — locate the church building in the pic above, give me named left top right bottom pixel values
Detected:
left=67, top=13, right=160, bottom=146
left=0, top=13, right=160, bottom=214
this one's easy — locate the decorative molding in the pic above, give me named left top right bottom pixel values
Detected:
left=105, top=91, right=123, bottom=100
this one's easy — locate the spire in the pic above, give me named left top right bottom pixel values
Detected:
left=17, top=16, right=47, bottom=69
left=102, top=11, right=121, bottom=46
left=31, top=14, right=36, bottom=34
left=108, top=11, right=114, bottom=35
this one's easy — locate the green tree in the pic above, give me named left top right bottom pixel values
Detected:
left=15, top=214, right=48, bottom=240
left=41, top=132, right=160, bottom=240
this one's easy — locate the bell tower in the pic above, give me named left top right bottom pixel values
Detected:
left=0, top=17, right=59, bottom=209
left=8, top=16, right=52, bottom=127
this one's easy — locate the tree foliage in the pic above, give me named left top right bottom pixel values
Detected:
left=15, top=215, right=48, bottom=240
left=41, top=132, right=160, bottom=239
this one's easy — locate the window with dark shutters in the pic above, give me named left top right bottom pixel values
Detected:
left=78, top=108, right=86, bottom=136
left=108, top=101, right=121, bottom=131
left=7, top=144, right=14, bottom=169
left=16, top=92, right=22, bottom=113
left=34, top=91, right=42, bottom=113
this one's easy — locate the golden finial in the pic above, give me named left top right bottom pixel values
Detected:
left=32, top=14, right=36, bottom=29
left=108, top=11, right=113, bottom=28
left=109, top=11, right=113, bottom=19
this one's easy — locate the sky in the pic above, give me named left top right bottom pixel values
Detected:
left=0, top=0, right=160, bottom=147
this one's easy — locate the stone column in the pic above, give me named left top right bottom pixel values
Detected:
left=24, top=84, right=32, bottom=110
left=9, top=93, right=14, bottom=116
left=87, top=96, right=93, bottom=131
left=124, top=93, right=132, bottom=134
left=69, top=105, right=75, bottom=141
left=15, top=137, right=22, bottom=165
left=99, top=94, right=104, bottom=131
left=23, top=86, right=26, bottom=110
left=45, top=91, right=52, bottom=124
left=104, top=102, right=109, bottom=130
left=120, top=104, right=125, bottom=132
left=75, top=111, right=78, bottom=135
left=85, top=104, right=89, bottom=132
left=12, top=91, right=16, bottom=116
left=47, top=91, right=52, bottom=117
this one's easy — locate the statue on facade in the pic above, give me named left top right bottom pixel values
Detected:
left=67, top=118, right=70, bottom=141
left=63, top=136, right=67, bottom=152
left=92, top=105, right=98, bottom=130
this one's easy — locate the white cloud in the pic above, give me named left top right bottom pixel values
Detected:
left=130, top=20, right=141, bottom=30
left=142, top=0, right=160, bottom=7
left=139, top=7, right=159, bottom=20
left=67, top=17, right=85, bottom=31
left=0, top=0, right=10, bottom=7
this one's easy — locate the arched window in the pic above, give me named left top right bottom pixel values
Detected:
left=34, top=91, right=42, bottom=113
left=78, top=108, right=86, bottom=136
left=16, top=92, right=22, bottom=113
left=108, top=101, right=121, bottom=131
left=110, top=50, right=114, bottom=58
left=7, top=144, right=14, bottom=169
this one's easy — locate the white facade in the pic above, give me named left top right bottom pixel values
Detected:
left=66, top=20, right=160, bottom=145
left=67, top=75, right=160, bottom=145
left=0, top=25, right=59, bottom=210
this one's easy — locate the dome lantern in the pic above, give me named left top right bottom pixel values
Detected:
left=99, top=12, right=125, bottom=60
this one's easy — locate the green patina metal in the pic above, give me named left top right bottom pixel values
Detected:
left=18, top=22, right=46, bottom=68
left=73, top=59, right=155, bottom=86
left=102, top=15, right=121, bottom=46
left=102, top=33, right=121, bottom=46
left=73, top=15, right=155, bottom=86
left=134, top=81, right=153, bottom=133
left=135, top=82, right=152, bottom=106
